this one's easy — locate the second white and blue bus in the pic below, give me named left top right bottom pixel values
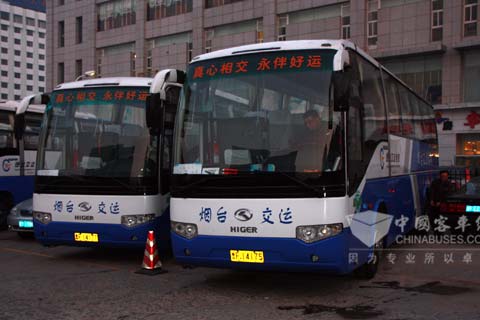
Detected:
left=158, top=40, right=438, bottom=277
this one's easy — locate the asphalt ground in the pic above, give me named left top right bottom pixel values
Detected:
left=1, top=230, right=479, bottom=320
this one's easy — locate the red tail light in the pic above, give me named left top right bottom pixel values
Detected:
left=223, top=168, right=239, bottom=175
left=440, top=202, right=466, bottom=213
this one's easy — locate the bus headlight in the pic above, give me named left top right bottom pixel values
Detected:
left=296, top=224, right=343, bottom=243
left=121, top=214, right=156, bottom=228
left=171, top=221, right=198, bottom=239
left=33, top=212, right=52, bottom=225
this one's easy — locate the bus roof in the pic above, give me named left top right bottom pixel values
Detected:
left=191, top=39, right=379, bottom=68
left=0, top=100, right=45, bottom=114
left=0, top=100, right=19, bottom=112
left=54, top=77, right=153, bottom=91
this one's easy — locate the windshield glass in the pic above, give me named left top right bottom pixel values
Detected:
left=37, top=87, right=157, bottom=178
left=174, top=49, right=343, bottom=175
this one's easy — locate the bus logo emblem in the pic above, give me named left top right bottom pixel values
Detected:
left=78, top=202, right=92, bottom=212
left=234, top=209, right=253, bottom=222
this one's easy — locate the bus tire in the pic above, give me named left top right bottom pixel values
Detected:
left=17, top=232, right=34, bottom=239
left=354, top=240, right=383, bottom=279
left=0, top=201, right=9, bottom=230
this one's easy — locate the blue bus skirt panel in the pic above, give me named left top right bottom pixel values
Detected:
left=34, top=214, right=171, bottom=249
left=172, top=228, right=372, bottom=274
left=0, top=176, right=34, bottom=205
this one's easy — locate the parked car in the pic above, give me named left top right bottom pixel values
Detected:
left=7, top=198, right=34, bottom=238
left=438, top=176, right=480, bottom=232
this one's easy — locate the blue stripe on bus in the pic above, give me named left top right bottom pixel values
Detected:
left=34, top=215, right=171, bottom=249
left=171, top=228, right=372, bottom=274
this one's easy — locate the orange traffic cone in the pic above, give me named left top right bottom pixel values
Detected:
left=135, top=230, right=167, bottom=275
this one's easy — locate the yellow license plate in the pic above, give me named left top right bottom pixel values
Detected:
left=74, top=232, right=99, bottom=243
left=230, top=250, right=264, bottom=264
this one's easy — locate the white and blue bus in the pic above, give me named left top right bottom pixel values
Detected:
left=30, top=72, right=184, bottom=247
left=0, top=99, right=44, bottom=227
left=163, top=40, right=438, bottom=277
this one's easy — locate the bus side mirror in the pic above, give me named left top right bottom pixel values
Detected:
left=332, top=70, right=350, bottom=112
left=146, top=93, right=163, bottom=130
left=14, top=113, right=25, bottom=140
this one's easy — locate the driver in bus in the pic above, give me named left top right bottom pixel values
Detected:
left=290, top=109, right=342, bottom=172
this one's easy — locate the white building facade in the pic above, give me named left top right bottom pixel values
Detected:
left=0, top=0, right=46, bottom=101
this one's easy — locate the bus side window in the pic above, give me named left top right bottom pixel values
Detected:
left=356, top=54, right=387, bottom=157
left=397, top=85, right=414, bottom=138
left=408, top=92, right=423, bottom=141
left=383, top=72, right=402, bottom=136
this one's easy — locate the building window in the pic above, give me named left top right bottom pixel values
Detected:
left=147, top=0, right=192, bottom=20
left=39, top=32, right=46, bottom=39
left=367, top=0, right=379, bottom=47
left=14, top=61, right=20, bottom=68
left=14, top=84, right=20, bottom=90
left=27, top=52, right=33, bottom=58
left=277, top=14, right=288, bottom=41
left=58, top=62, right=65, bottom=84
left=27, top=63, right=33, bottom=69
left=39, top=76, right=45, bottom=82
left=97, top=0, right=136, bottom=32
left=1, top=25, right=8, bottom=31
left=27, top=85, right=33, bottom=91
left=58, top=0, right=65, bottom=5
left=1, top=36, right=6, bottom=42
left=0, top=47, right=6, bottom=54
left=1, top=94, right=7, bottom=100
left=432, top=0, right=443, bottom=41
left=58, top=21, right=65, bottom=47
left=456, top=133, right=480, bottom=170
left=14, top=73, right=20, bottom=79
left=464, top=50, right=480, bottom=102
left=0, top=12, right=10, bottom=21
left=39, top=65, right=45, bottom=71
left=75, top=59, right=83, bottom=78
left=0, top=71, right=7, bottom=76
left=256, top=19, right=263, bottom=43
left=341, top=4, right=351, bottom=39
left=383, top=55, right=443, bottom=104
left=39, top=54, right=45, bottom=60
left=27, top=41, right=33, bottom=46
left=464, top=0, right=478, bottom=37
left=14, top=39, right=20, bottom=45
left=14, top=27, right=21, bottom=33
left=1, top=82, right=7, bottom=88
left=13, top=14, right=22, bottom=24
left=130, top=52, right=136, bottom=76
left=26, top=17, right=35, bottom=26
left=14, top=50, right=20, bottom=56
left=1, top=59, right=7, bottom=65
left=205, top=29, right=214, bottom=53
left=205, top=0, right=243, bottom=9
left=76, top=16, right=83, bottom=44
left=27, top=74, right=33, bottom=80
left=14, top=95, right=21, bottom=100
left=27, top=30, right=34, bottom=36
left=38, top=20, right=46, bottom=29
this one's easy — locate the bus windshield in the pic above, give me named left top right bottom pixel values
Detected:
left=37, top=87, right=157, bottom=178
left=174, top=49, right=343, bottom=175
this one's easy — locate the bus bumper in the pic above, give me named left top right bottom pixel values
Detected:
left=34, top=217, right=170, bottom=249
left=172, top=229, right=367, bottom=274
